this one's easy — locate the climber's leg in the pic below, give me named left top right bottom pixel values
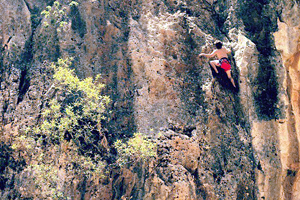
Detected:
left=210, top=60, right=219, bottom=73
left=226, top=70, right=236, bottom=88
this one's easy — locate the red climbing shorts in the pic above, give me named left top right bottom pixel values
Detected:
left=219, top=57, right=231, bottom=72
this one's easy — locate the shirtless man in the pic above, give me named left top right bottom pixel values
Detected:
left=199, top=41, right=236, bottom=87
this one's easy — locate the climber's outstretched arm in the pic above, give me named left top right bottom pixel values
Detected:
left=199, top=50, right=217, bottom=58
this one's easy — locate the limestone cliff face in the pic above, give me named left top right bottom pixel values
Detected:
left=0, top=0, right=300, bottom=199
left=273, top=2, right=300, bottom=200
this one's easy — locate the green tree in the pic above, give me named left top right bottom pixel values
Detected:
left=12, top=57, right=109, bottom=199
left=39, top=57, right=110, bottom=149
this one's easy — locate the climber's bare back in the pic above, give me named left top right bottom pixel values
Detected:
left=211, top=48, right=231, bottom=60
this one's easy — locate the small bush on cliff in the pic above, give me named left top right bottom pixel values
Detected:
left=115, top=133, right=157, bottom=166
left=41, top=1, right=78, bottom=32
left=42, top=1, right=66, bottom=31
left=38, top=1, right=79, bottom=61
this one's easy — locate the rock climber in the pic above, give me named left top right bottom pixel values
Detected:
left=199, top=41, right=236, bottom=88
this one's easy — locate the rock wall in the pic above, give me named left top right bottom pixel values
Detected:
left=0, top=0, right=300, bottom=199
left=273, top=2, right=300, bottom=200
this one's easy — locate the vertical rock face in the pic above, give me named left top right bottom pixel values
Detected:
left=273, top=2, right=300, bottom=200
left=1, top=0, right=300, bottom=199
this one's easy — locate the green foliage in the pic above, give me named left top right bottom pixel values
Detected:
left=39, top=57, right=110, bottom=146
left=115, top=133, right=157, bottom=166
left=11, top=57, right=109, bottom=199
left=41, top=1, right=79, bottom=32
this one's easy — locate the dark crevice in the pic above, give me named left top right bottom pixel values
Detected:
left=23, top=2, right=41, bottom=63
left=23, top=0, right=41, bottom=32
left=192, top=170, right=208, bottom=200
left=212, top=158, right=225, bottom=184
left=15, top=6, right=40, bottom=104
left=179, top=17, right=206, bottom=119
left=210, top=1, right=228, bottom=36
left=16, top=2, right=43, bottom=104
left=100, top=1, right=137, bottom=151
left=70, top=5, right=87, bottom=38
left=206, top=5, right=258, bottom=197
left=0, top=143, right=11, bottom=190
left=17, top=68, right=30, bottom=104
left=79, top=176, right=87, bottom=200
left=239, top=0, right=279, bottom=120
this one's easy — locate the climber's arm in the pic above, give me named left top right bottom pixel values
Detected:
left=199, top=50, right=217, bottom=58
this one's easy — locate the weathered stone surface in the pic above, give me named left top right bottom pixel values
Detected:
left=272, top=1, right=300, bottom=200
left=1, top=0, right=300, bottom=199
